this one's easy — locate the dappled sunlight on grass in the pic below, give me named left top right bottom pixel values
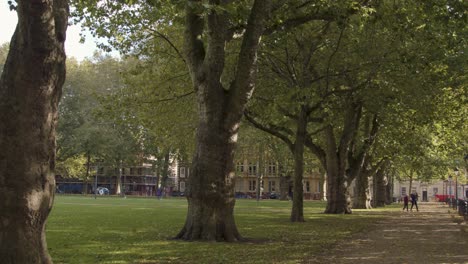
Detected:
left=47, top=196, right=394, bottom=263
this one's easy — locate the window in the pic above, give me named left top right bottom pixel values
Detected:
left=97, top=167, right=104, bottom=175
left=236, top=162, right=244, bottom=173
left=130, top=168, right=136, bottom=175
left=305, top=181, right=310, bottom=192
left=249, top=180, right=256, bottom=191
left=180, top=181, right=186, bottom=192
left=180, top=167, right=186, bottom=178
left=268, top=181, right=276, bottom=192
left=268, top=162, right=276, bottom=175
left=401, top=187, right=407, bottom=196
left=248, top=162, right=257, bottom=175
left=137, top=168, right=143, bottom=175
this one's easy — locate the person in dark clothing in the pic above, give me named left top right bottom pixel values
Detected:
left=402, top=195, right=409, bottom=211
left=410, top=192, right=419, bottom=211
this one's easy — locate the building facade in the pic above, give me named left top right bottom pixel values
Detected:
left=393, top=179, right=468, bottom=202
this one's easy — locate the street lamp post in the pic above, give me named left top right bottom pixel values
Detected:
left=448, top=175, right=452, bottom=208
left=94, top=165, right=98, bottom=199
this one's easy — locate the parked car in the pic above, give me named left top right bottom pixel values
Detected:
left=96, top=187, right=109, bottom=195
left=269, top=192, right=280, bottom=199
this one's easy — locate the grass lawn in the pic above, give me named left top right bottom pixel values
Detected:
left=47, top=195, right=399, bottom=264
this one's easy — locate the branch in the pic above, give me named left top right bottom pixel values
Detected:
left=325, top=26, right=346, bottom=92
left=264, top=10, right=335, bottom=35
left=244, top=110, right=294, bottom=149
left=304, top=135, right=326, bottom=169
left=184, top=0, right=206, bottom=83
left=149, top=29, right=186, bottom=64
left=226, top=0, right=272, bottom=125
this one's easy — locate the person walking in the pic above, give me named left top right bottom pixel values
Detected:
left=402, top=195, right=409, bottom=211
left=410, top=192, right=419, bottom=211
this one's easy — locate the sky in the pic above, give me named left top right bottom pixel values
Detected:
left=0, top=6, right=115, bottom=61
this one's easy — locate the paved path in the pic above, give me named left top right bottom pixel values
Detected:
left=307, top=203, right=468, bottom=264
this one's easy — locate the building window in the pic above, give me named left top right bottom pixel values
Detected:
left=137, top=168, right=143, bottom=175
left=401, top=187, right=407, bottom=196
left=249, top=180, right=256, bottom=191
left=180, top=181, right=186, bottom=192
left=236, top=162, right=244, bottom=173
left=268, top=181, right=276, bottom=192
left=130, top=168, right=136, bottom=175
left=180, top=167, right=186, bottom=178
left=432, top=187, right=438, bottom=195
left=248, top=162, right=257, bottom=175
left=305, top=181, right=310, bottom=192
left=97, top=167, right=104, bottom=175
left=268, top=162, right=276, bottom=175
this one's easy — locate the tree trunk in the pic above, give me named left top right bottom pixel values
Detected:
left=256, top=144, right=264, bottom=201
left=374, top=163, right=388, bottom=207
left=116, top=162, right=122, bottom=196
left=279, top=174, right=290, bottom=200
left=0, top=1, right=68, bottom=263
left=324, top=125, right=353, bottom=214
left=290, top=106, right=307, bottom=222
left=176, top=0, right=271, bottom=241
left=352, top=171, right=372, bottom=209
left=84, top=151, right=91, bottom=195
left=176, top=122, right=241, bottom=241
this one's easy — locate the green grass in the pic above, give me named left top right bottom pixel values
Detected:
left=47, top=196, right=398, bottom=264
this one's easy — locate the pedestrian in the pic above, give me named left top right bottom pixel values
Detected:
left=410, top=192, right=419, bottom=211
left=402, top=195, right=409, bottom=211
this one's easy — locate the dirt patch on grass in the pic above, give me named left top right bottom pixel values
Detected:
left=305, top=203, right=468, bottom=264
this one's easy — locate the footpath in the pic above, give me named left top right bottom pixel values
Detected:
left=307, top=202, right=468, bottom=264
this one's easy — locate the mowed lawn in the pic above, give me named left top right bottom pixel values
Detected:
left=47, top=195, right=398, bottom=264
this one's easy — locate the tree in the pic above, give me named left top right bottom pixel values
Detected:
left=0, top=1, right=68, bottom=263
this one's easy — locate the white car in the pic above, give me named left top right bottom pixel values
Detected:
left=96, top=187, right=109, bottom=195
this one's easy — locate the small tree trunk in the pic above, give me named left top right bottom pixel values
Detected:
left=116, top=164, right=122, bottom=195
left=84, top=151, right=91, bottom=195
left=0, top=1, right=68, bottom=263
left=279, top=174, right=290, bottom=200
left=290, top=106, right=307, bottom=222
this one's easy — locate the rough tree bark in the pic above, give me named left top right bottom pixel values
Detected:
left=350, top=115, right=379, bottom=209
left=353, top=170, right=372, bottom=209
left=290, top=106, right=307, bottom=222
left=0, top=1, right=68, bottom=263
left=374, top=160, right=389, bottom=207
left=323, top=102, right=362, bottom=214
left=176, top=0, right=271, bottom=241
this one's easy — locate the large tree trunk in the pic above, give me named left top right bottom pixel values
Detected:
left=176, top=121, right=241, bottom=241
left=324, top=126, right=351, bottom=214
left=0, top=1, right=68, bottom=263
left=290, top=106, right=307, bottom=222
left=352, top=171, right=372, bottom=209
left=176, top=0, right=270, bottom=241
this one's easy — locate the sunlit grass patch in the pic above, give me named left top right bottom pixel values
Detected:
left=47, top=196, right=398, bottom=263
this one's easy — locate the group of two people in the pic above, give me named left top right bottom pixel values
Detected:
left=402, top=192, right=419, bottom=211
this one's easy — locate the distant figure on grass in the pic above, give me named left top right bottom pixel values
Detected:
left=410, top=192, right=419, bottom=211
left=402, top=195, right=409, bottom=211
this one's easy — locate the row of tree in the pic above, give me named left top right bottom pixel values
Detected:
left=0, top=0, right=466, bottom=262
